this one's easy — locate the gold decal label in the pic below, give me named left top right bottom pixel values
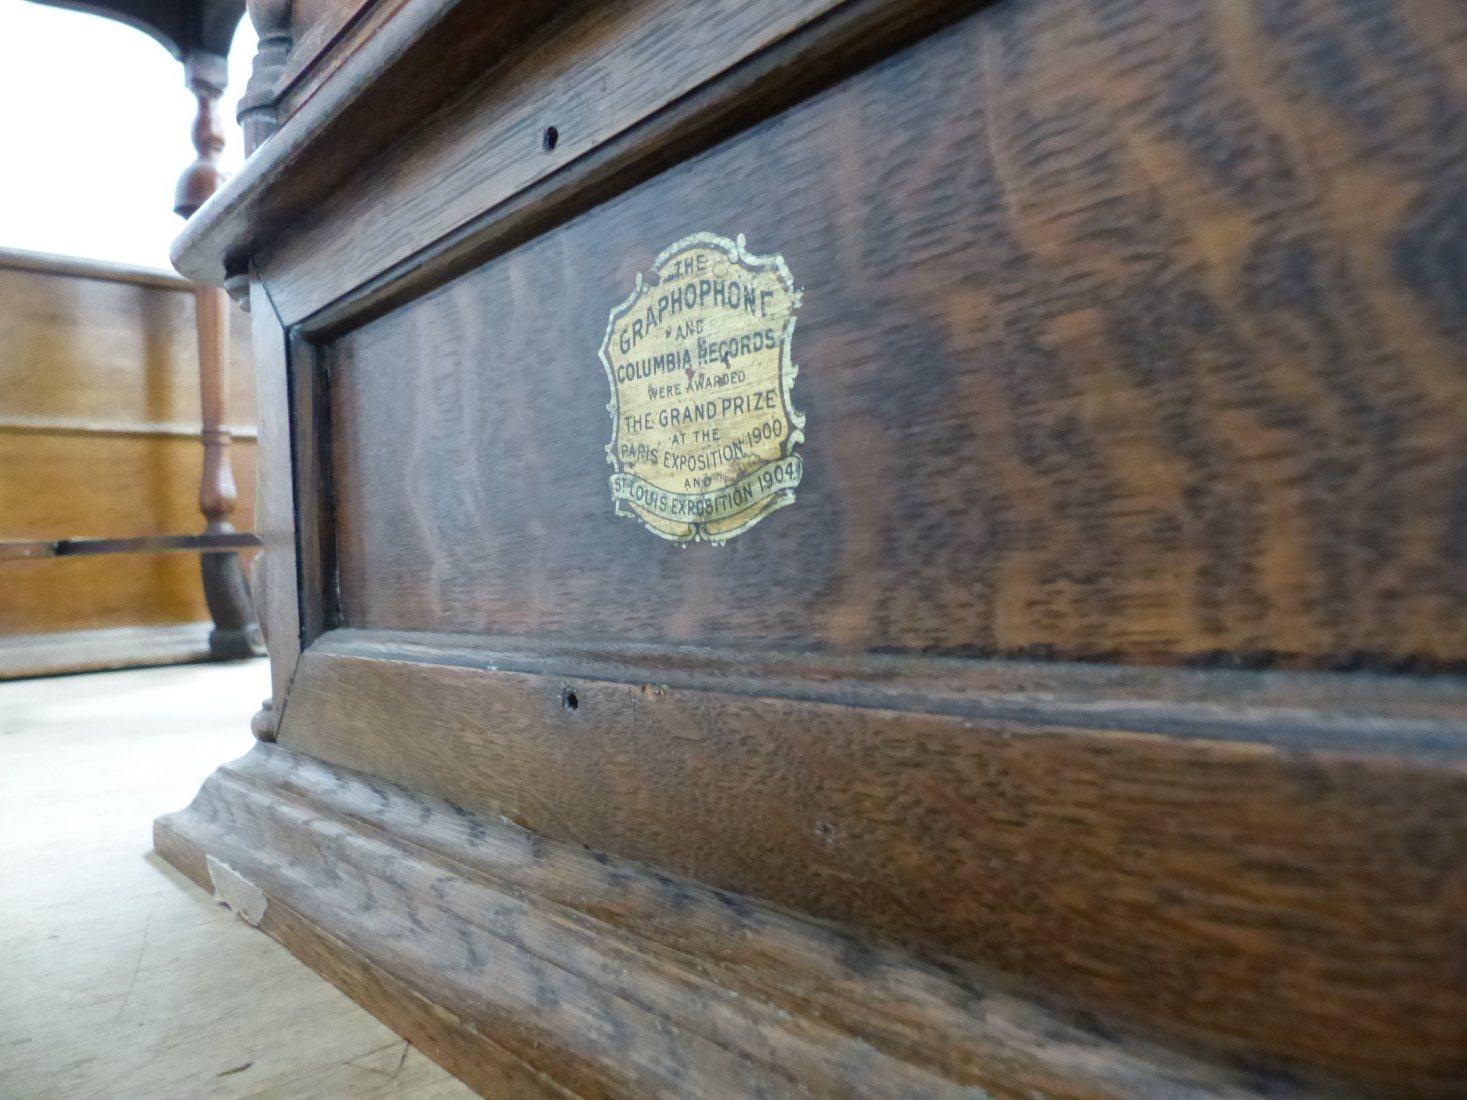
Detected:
left=600, top=233, right=804, bottom=544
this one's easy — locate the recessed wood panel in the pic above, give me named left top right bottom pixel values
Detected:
left=328, top=0, right=1467, bottom=666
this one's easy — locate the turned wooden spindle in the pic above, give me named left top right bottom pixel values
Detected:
left=224, top=0, right=293, bottom=314
left=238, top=0, right=293, bottom=156
left=174, top=52, right=227, bottom=217
left=193, top=282, right=235, bottom=528
left=176, top=51, right=234, bottom=530
left=176, top=50, right=264, bottom=660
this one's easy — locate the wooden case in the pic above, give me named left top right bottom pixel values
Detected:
left=158, top=0, right=1467, bottom=1096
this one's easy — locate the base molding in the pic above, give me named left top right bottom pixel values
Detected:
left=0, top=623, right=216, bottom=680
left=155, top=743, right=1356, bottom=1100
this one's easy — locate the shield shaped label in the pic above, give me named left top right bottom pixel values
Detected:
left=599, top=233, right=805, bottom=544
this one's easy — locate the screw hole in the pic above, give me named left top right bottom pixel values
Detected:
left=542, top=125, right=559, bottom=152
left=561, top=688, right=579, bottom=712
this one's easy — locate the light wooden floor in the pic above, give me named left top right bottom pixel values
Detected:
left=0, top=660, right=477, bottom=1100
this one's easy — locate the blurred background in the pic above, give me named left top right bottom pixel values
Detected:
left=0, top=0, right=256, bottom=268
left=0, top=0, right=264, bottom=678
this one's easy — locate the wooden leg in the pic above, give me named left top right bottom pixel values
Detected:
left=195, top=283, right=264, bottom=659
left=177, top=51, right=265, bottom=661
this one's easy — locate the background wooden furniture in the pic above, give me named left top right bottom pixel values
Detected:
left=160, top=0, right=1467, bottom=1097
left=18, top=0, right=264, bottom=663
left=0, top=247, right=257, bottom=677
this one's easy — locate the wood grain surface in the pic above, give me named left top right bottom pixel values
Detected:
left=175, top=0, right=990, bottom=294
left=248, top=279, right=302, bottom=722
left=276, top=632, right=1467, bottom=1096
left=157, top=740, right=1366, bottom=1100
left=275, top=0, right=419, bottom=128
left=193, top=1, right=1467, bottom=1096
left=255, top=0, right=989, bottom=328
left=324, top=0, right=1467, bottom=669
